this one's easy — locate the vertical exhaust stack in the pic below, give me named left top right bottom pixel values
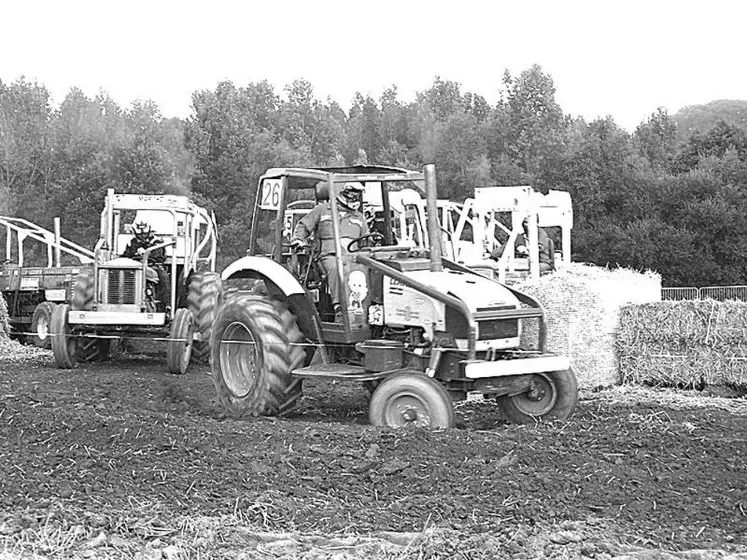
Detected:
left=424, top=164, right=443, bottom=272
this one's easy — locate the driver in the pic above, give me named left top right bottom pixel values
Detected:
left=290, top=181, right=368, bottom=321
left=122, top=221, right=170, bottom=308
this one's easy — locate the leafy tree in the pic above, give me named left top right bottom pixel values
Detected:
left=674, top=120, right=747, bottom=173
left=435, top=111, right=488, bottom=200
left=345, top=93, right=384, bottom=164
left=0, top=78, right=52, bottom=217
left=634, top=108, right=678, bottom=172
left=500, top=65, right=567, bottom=179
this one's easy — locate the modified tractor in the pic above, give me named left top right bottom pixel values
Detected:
left=51, top=190, right=219, bottom=373
left=213, top=165, right=578, bottom=428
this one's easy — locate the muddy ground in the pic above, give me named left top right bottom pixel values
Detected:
left=0, top=341, right=745, bottom=559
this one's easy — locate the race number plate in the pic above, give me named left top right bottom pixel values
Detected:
left=260, top=179, right=282, bottom=210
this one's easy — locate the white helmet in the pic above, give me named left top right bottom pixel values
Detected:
left=338, top=182, right=364, bottom=210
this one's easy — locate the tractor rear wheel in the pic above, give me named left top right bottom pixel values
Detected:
left=211, top=295, right=305, bottom=417
left=167, top=308, right=194, bottom=374
left=369, top=372, right=455, bottom=429
left=78, top=337, right=111, bottom=363
left=31, top=301, right=57, bottom=348
left=71, top=269, right=94, bottom=310
left=187, top=272, right=222, bottom=364
left=51, top=304, right=77, bottom=369
left=497, top=369, right=578, bottom=424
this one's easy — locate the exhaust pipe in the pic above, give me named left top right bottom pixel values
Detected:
left=424, top=164, right=443, bottom=272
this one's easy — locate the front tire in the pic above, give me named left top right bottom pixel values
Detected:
left=167, top=308, right=194, bottom=374
left=369, top=372, right=455, bottom=429
left=31, top=301, right=57, bottom=348
left=51, top=304, right=77, bottom=369
left=497, top=369, right=578, bottom=424
left=211, top=295, right=305, bottom=417
left=187, top=271, right=222, bottom=364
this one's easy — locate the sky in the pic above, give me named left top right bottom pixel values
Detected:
left=1, top=0, right=746, bottom=131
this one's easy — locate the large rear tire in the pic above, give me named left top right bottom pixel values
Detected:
left=71, top=269, right=94, bottom=310
left=51, top=304, right=77, bottom=369
left=187, top=271, right=222, bottom=364
left=369, top=372, right=455, bottom=429
left=497, top=369, right=578, bottom=424
left=167, top=308, right=194, bottom=374
left=77, top=337, right=111, bottom=363
left=31, top=301, right=57, bottom=348
left=211, top=295, right=305, bottom=417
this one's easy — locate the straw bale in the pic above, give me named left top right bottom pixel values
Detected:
left=618, top=300, right=747, bottom=389
left=513, top=263, right=661, bottom=388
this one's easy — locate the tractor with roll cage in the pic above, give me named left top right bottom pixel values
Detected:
left=50, top=190, right=219, bottom=374
left=212, top=164, right=578, bottom=428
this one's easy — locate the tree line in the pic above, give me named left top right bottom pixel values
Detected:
left=2, top=66, right=747, bottom=287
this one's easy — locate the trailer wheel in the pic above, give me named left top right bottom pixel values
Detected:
left=71, top=269, right=94, bottom=310
left=31, top=301, right=57, bottom=348
left=369, top=372, right=455, bottom=429
left=211, top=295, right=305, bottom=417
left=497, top=369, right=578, bottom=424
left=167, top=308, right=194, bottom=375
left=51, top=304, right=77, bottom=369
left=187, top=271, right=222, bottom=364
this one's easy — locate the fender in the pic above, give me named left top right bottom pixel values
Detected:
left=221, top=256, right=324, bottom=357
left=221, top=256, right=305, bottom=296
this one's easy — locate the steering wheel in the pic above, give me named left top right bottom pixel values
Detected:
left=347, top=232, right=386, bottom=252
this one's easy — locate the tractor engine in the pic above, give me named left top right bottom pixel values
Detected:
left=98, top=257, right=155, bottom=312
left=381, top=268, right=522, bottom=353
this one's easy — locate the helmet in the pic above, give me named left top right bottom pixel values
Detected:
left=133, top=221, right=153, bottom=243
left=338, top=182, right=364, bottom=211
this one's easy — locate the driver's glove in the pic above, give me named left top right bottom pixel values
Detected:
left=290, top=237, right=308, bottom=251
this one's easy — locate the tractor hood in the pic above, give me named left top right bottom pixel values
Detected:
left=401, top=268, right=520, bottom=311
left=102, top=257, right=143, bottom=269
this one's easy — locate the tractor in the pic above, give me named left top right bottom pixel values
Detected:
left=50, top=190, right=219, bottom=373
left=212, top=164, right=578, bottom=428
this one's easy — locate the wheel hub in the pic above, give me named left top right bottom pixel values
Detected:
left=401, top=408, right=418, bottom=422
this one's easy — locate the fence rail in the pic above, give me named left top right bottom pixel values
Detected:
left=662, top=285, right=747, bottom=302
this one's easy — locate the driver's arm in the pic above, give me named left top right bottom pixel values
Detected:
left=292, top=205, right=324, bottom=243
left=122, top=239, right=138, bottom=258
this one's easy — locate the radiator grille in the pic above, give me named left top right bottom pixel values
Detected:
left=445, top=307, right=519, bottom=341
left=476, top=318, right=518, bottom=340
left=106, top=270, right=137, bottom=304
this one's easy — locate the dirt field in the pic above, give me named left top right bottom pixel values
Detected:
left=0, top=341, right=745, bottom=559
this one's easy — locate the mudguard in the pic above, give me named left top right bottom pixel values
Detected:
left=221, top=256, right=305, bottom=297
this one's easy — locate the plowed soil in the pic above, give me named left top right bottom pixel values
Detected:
left=0, top=342, right=745, bottom=559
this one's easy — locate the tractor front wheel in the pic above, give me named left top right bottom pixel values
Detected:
left=496, top=369, right=578, bottom=424
left=51, top=304, right=77, bottom=369
left=30, top=301, right=56, bottom=348
left=167, top=308, right=194, bottom=374
left=211, top=295, right=305, bottom=417
left=369, top=373, right=455, bottom=429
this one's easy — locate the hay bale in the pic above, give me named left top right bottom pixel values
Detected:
left=513, top=263, right=661, bottom=389
left=618, top=300, right=747, bottom=389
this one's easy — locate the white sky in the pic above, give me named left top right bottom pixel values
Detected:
left=1, top=0, right=746, bottom=131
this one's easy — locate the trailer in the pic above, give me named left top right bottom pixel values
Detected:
left=0, top=217, right=94, bottom=347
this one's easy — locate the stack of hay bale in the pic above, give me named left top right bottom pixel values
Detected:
left=512, top=263, right=661, bottom=388
left=618, top=300, right=747, bottom=390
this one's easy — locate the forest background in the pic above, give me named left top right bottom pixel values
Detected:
left=3, top=64, right=747, bottom=288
